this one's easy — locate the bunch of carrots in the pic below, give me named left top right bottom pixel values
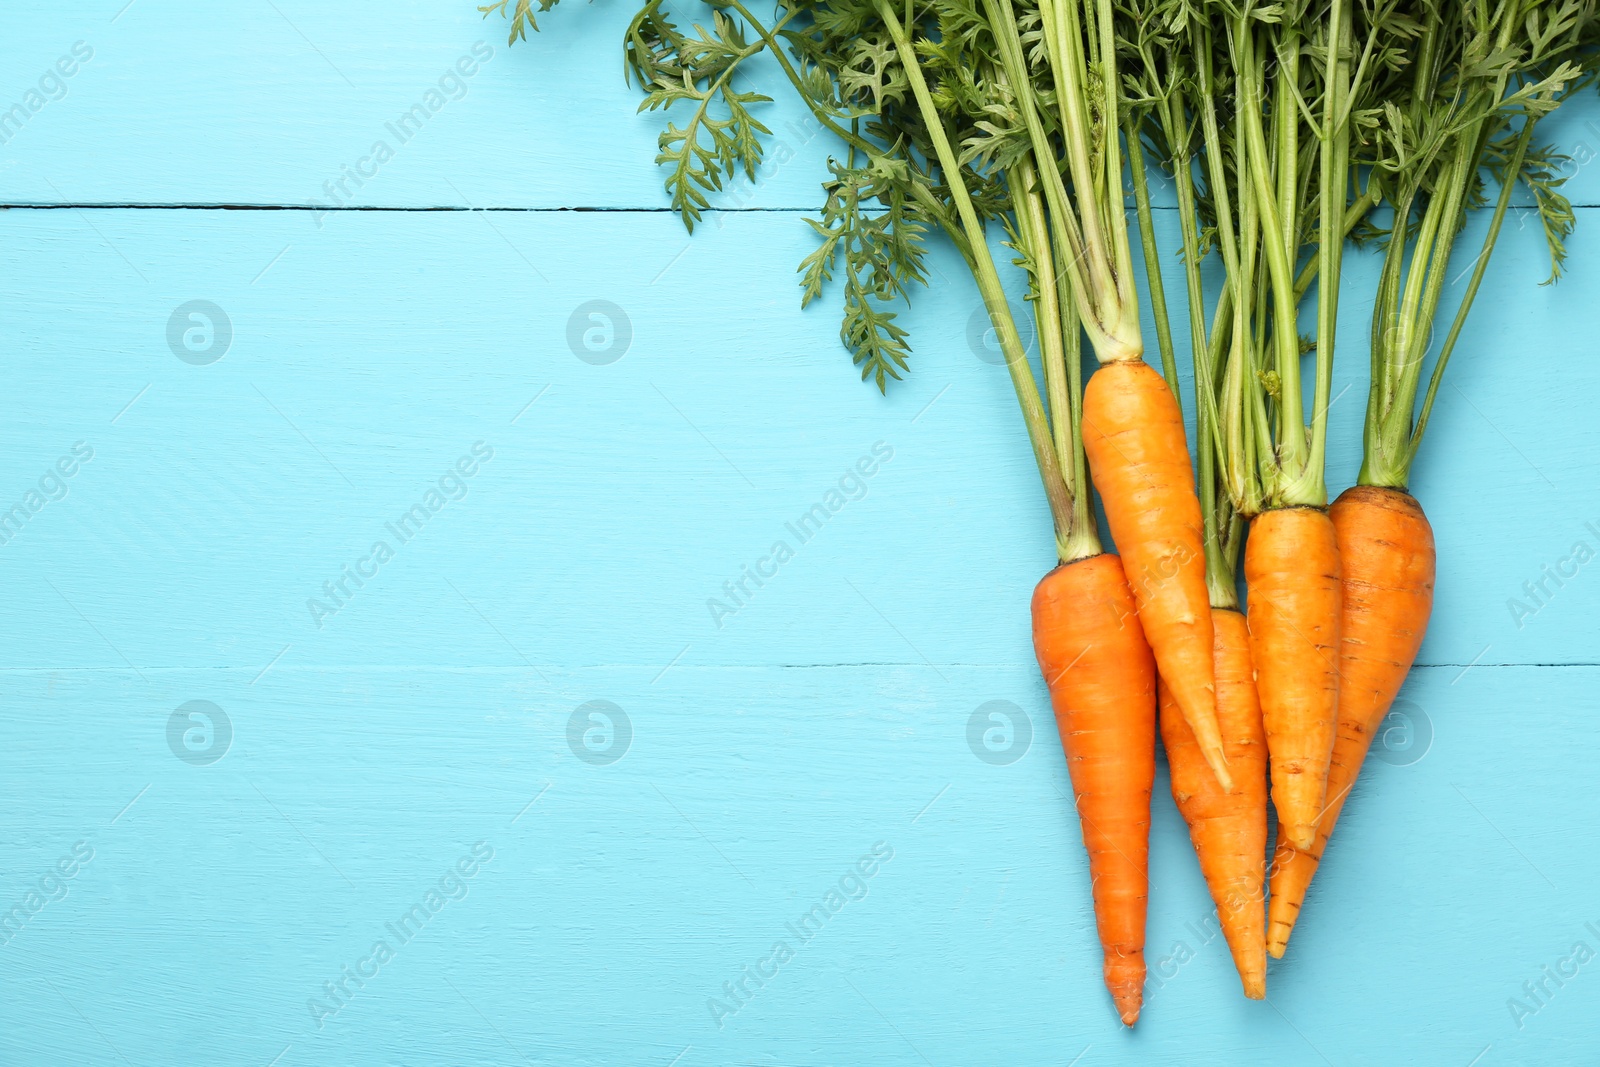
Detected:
left=490, top=0, right=1599, bottom=1024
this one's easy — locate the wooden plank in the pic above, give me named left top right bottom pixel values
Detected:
left=0, top=206, right=1595, bottom=672
left=0, top=0, right=839, bottom=210
left=2, top=1, right=1598, bottom=211
left=4, top=6, right=1599, bottom=1063
left=1, top=663, right=1595, bottom=1065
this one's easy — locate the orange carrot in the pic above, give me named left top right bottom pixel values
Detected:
left=1160, top=607, right=1269, bottom=998
left=1266, top=485, right=1435, bottom=956
left=1082, top=359, right=1229, bottom=791
left=1243, top=506, right=1342, bottom=851
left=1033, top=554, right=1157, bottom=1026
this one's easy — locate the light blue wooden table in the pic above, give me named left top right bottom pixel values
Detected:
left=3, top=4, right=1599, bottom=1065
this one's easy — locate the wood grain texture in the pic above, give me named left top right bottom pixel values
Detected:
left=4, top=664, right=1599, bottom=1066
left=3, top=4, right=1600, bottom=1064
left=0, top=208, right=1595, bottom=672
left=0, top=1, right=843, bottom=210
left=2, top=1, right=1598, bottom=210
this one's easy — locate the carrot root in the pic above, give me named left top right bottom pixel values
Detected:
left=1082, top=359, right=1229, bottom=791
left=1245, top=506, right=1341, bottom=852
left=1162, top=608, right=1269, bottom=998
left=1032, top=554, right=1157, bottom=1026
left=1267, top=486, right=1435, bottom=957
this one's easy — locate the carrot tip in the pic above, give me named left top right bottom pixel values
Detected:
left=1285, top=825, right=1317, bottom=851
left=1242, top=975, right=1266, bottom=1000
left=1111, top=987, right=1143, bottom=1027
left=1266, top=936, right=1288, bottom=960
left=1207, top=756, right=1234, bottom=792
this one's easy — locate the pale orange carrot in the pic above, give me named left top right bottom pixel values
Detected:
left=1033, top=553, right=1157, bottom=1026
left=1161, top=607, right=1269, bottom=997
left=1082, top=359, right=1229, bottom=791
left=1244, top=506, right=1342, bottom=851
left=1266, top=485, right=1435, bottom=956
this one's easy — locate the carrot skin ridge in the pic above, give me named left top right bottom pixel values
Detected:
left=1245, top=506, right=1342, bottom=852
left=1267, top=486, right=1435, bottom=957
left=1032, top=554, right=1157, bottom=1026
left=1161, top=608, right=1269, bottom=998
left=1082, top=360, right=1229, bottom=791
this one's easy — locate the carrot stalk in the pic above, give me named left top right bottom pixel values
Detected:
left=1161, top=608, right=1267, bottom=998
left=1033, top=555, right=1156, bottom=1025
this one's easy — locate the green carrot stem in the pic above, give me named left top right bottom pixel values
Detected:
left=1029, top=0, right=1142, bottom=362
left=1233, top=22, right=1310, bottom=505
left=1126, top=117, right=1181, bottom=404
left=1294, top=188, right=1376, bottom=301
left=1011, top=158, right=1074, bottom=478
left=1304, top=0, right=1352, bottom=499
left=876, top=0, right=1089, bottom=560
left=1406, top=120, right=1537, bottom=472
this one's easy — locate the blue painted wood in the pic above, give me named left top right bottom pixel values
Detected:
left=3, top=1, right=1598, bottom=211
left=4, top=665, right=1599, bottom=1065
left=3, top=4, right=1600, bottom=1066
left=0, top=208, right=1595, bottom=672
left=0, top=1, right=844, bottom=211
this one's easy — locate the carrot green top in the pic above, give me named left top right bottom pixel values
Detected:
left=1123, top=0, right=1595, bottom=588
left=488, top=0, right=1598, bottom=557
left=1351, top=2, right=1595, bottom=490
left=1124, top=2, right=1394, bottom=516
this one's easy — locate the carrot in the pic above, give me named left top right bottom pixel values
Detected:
left=1126, top=3, right=1372, bottom=860
left=1126, top=95, right=1269, bottom=994
left=861, top=9, right=1168, bottom=1026
left=1033, top=554, right=1157, bottom=1026
left=1082, top=360, right=1229, bottom=791
left=1266, top=485, right=1434, bottom=956
left=1251, top=0, right=1590, bottom=963
left=1161, top=607, right=1268, bottom=998
left=498, top=0, right=1596, bottom=1010
left=1243, top=506, right=1341, bottom=851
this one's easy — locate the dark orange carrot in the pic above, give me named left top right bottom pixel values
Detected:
left=1033, top=554, right=1157, bottom=1027
left=1082, top=359, right=1229, bottom=791
left=1244, top=506, right=1341, bottom=851
left=1267, top=485, right=1435, bottom=956
left=1161, top=607, right=1268, bottom=997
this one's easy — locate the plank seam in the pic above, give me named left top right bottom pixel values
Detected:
left=0, top=662, right=1584, bottom=671
left=1, top=203, right=1591, bottom=213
